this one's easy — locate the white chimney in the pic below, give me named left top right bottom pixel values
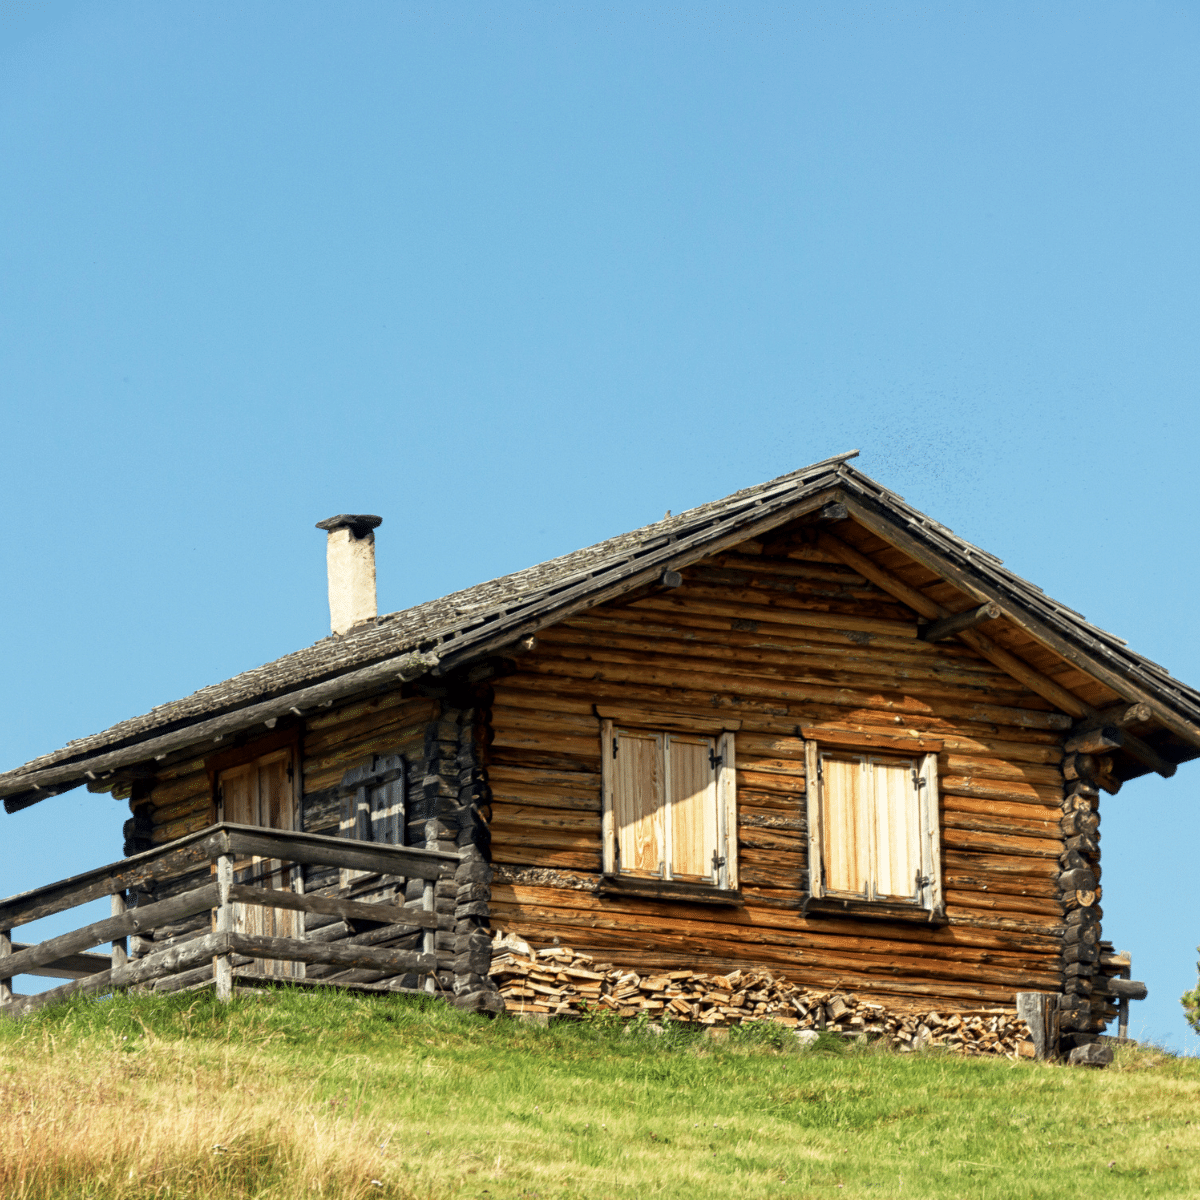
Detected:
left=315, top=514, right=382, bottom=635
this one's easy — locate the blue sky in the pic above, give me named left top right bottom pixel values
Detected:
left=2, top=2, right=1199, bottom=1049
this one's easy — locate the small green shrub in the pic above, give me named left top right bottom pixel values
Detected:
left=1182, top=946, right=1200, bottom=1037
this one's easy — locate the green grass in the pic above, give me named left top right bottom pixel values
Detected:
left=2, top=987, right=1199, bottom=1199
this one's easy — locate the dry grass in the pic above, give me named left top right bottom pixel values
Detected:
left=2, top=988, right=1200, bottom=1200
left=0, top=1006, right=414, bottom=1199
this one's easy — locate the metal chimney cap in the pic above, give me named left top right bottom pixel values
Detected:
left=315, top=514, right=383, bottom=537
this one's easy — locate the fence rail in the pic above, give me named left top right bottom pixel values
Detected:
left=0, top=823, right=462, bottom=1017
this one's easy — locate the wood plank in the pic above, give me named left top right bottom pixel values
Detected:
left=224, top=884, right=439, bottom=930
left=0, top=829, right=226, bottom=930
left=1, top=931, right=230, bottom=1017
left=1, top=884, right=220, bottom=979
left=226, top=933, right=438, bottom=974
left=222, top=824, right=459, bottom=880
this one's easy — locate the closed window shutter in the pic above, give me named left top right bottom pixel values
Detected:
left=869, top=757, right=919, bottom=900
left=614, top=730, right=664, bottom=876
left=821, top=754, right=870, bottom=897
left=666, top=734, right=718, bottom=882
left=339, top=754, right=407, bottom=846
left=811, top=745, right=938, bottom=910
left=717, top=730, right=737, bottom=890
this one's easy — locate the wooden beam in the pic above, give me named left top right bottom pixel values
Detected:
left=1072, top=703, right=1153, bottom=734
left=920, top=604, right=1001, bottom=643
left=1063, top=723, right=1176, bottom=777
left=0, top=829, right=225, bottom=931
left=818, top=532, right=1092, bottom=719
left=1064, top=726, right=1122, bottom=755
left=0, top=884, right=219, bottom=980
left=838, top=494, right=1200, bottom=751
left=225, top=884, right=439, bottom=930
left=221, top=824, right=459, bottom=881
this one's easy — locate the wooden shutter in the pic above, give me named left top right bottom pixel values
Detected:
left=665, top=734, right=718, bottom=881
left=614, top=730, right=664, bottom=876
left=338, top=755, right=407, bottom=889
left=918, top=752, right=942, bottom=914
left=600, top=719, right=616, bottom=874
left=869, top=756, right=919, bottom=901
left=804, top=739, right=822, bottom=898
left=339, top=755, right=406, bottom=845
left=717, top=730, right=737, bottom=890
left=820, top=753, right=870, bottom=897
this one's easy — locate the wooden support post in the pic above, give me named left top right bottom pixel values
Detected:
left=214, top=854, right=234, bottom=1003
left=1015, top=991, right=1060, bottom=1061
left=1, top=929, right=11, bottom=1006
left=110, top=891, right=128, bottom=972
left=422, top=879, right=436, bottom=995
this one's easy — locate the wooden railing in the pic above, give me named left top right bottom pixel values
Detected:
left=0, top=823, right=461, bottom=1018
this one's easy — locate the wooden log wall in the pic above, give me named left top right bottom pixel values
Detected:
left=120, top=686, right=500, bottom=1007
left=484, top=524, right=1076, bottom=1010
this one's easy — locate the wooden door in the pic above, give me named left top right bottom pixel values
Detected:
left=218, top=748, right=303, bottom=978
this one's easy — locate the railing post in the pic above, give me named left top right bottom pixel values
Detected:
left=111, top=891, right=128, bottom=972
left=214, top=854, right=233, bottom=1002
left=422, top=877, right=436, bottom=994
left=1119, top=952, right=1132, bottom=1040
left=1, top=929, right=11, bottom=1006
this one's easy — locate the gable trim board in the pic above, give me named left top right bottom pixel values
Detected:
left=3, top=452, right=1197, bottom=817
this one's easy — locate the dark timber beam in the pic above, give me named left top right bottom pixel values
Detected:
left=920, top=603, right=1001, bottom=643
left=1071, top=702, right=1153, bottom=735
left=1064, top=723, right=1177, bottom=778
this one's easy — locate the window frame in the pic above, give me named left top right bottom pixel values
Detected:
left=598, top=709, right=740, bottom=900
left=804, top=738, right=944, bottom=921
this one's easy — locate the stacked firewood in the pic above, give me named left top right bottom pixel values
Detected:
left=489, top=942, right=1033, bottom=1057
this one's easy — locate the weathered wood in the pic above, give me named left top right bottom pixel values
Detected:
left=213, top=853, right=233, bottom=1002
left=0, top=884, right=221, bottom=979
left=1070, top=703, right=1152, bottom=735
left=111, top=891, right=129, bottom=971
left=1015, top=991, right=1059, bottom=1060
left=1063, top=725, right=1122, bottom=754
left=225, top=932, right=438, bottom=974
left=817, top=531, right=1091, bottom=718
left=2, top=932, right=231, bottom=1018
left=422, top=878, right=436, bottom=993
left=920, top=604, right=1001, bottom=643
left=0, top=930, right=10, bottom=1005
left=0, top=829, right=226, bottom=930
left=221, top=824, right=459, bottom=880
left=6, top=945, right=112, bottom=979
left=225, top=884, right=438, bottom=930
left=1104, top=977, right=1148, bottom=1001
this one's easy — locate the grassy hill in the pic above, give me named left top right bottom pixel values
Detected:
left=2, top=988, right=1198, bottom=1199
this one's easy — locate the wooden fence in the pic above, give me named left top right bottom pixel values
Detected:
left=0, top=823, right=461, bottom=1018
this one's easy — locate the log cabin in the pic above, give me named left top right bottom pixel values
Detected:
left=0, top=451, right=1188, bottom=1051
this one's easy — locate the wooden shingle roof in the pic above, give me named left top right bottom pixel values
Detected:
left=4, top=451, right=1199, bottom=811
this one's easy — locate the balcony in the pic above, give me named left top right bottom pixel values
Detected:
left=0, top=823, right=461, bottom=1017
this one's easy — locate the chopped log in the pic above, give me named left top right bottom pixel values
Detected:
left=920, top=605, right=1001, bottom=643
